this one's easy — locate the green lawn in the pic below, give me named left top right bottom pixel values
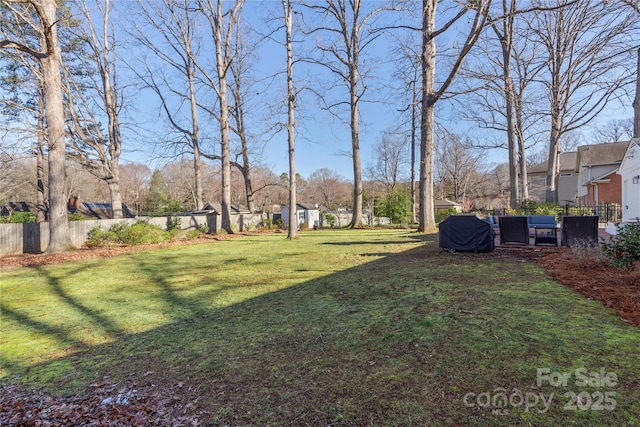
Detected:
left=1, top=229, right=639, bottom=426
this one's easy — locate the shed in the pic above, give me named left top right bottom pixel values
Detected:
left=281, top=203, right=320, bottom=229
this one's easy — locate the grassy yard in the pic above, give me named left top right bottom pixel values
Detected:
left=1, top=229, right=639, bottom=426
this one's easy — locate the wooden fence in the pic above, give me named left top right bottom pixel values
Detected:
left=0, top=213, right=265, bottom=256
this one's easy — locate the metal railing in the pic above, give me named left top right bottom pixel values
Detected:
left=487, top=204, right=622, bottom=224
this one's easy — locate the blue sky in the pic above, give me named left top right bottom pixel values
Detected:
left=113, top=0, right=636, bottom=181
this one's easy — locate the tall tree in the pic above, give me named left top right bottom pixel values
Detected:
left=227, top=10, right=258, bottom=213
left=634, top=48, right=640, bottom=138
left=417, top=0, right=491, bottom=231
left=527, top=0, right=639, bottom=202
left=307, top=168, right=350, bottom=210
left=282, top=0, right=297, bottom=238
left=367, top=130, right=408, bottom=192
left=0, top=41, right=47, bottom=221
left=435, top=129, right=485, bottom=203
left=1, top=0, right=74, bottom=253
left=591, top=118, right=634, bottom=144
left=198, top=0, right=244, bottom=233
left=63, top=0, right=125, bottom=218
left=130, top=0, right=205, bottom=211
left=302, top=0, right=392, bottom=228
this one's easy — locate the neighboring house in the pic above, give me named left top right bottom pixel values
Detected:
left=281, top=203, right=320, bottom=228
left=619, top=138, right=640, bottom=221
left=434, top=199, right=463, bottom=213
left=0, top=199, right=135, bottom=219
left=190, top=203, right=250, bottom=215
left=71, top=202, right=136, bottom=219
left=0, top=201, right=39, bottom=217
left=575, top=141, right=629, bottom=206
left=526, top=151, right=579, bottom=205
left=472, top=194, right=509, bottom=211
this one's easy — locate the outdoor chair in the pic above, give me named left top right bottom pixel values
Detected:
left=561, top=216, right=599, bottom=247
left=498, top=216, right=529, bottom=245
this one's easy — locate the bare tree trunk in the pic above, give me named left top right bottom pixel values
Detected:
left=36, top=86, right=46, bottom=223
left=301, top=0, right=386, bottom=228
left=349, top=70, right=363, bottom=228
left=410, top=78, right=418, bottom=224
left=211, top=0, right=237, bottom=233
left=634, top=47, right=640, bottom=138
left=40, top=0, right=73, bottom=253
left=284, top=0, right=297, bottom=238
left=418, top=0, right=437, bottom=232
left=494, top=0, right=519, bottom=208
left=417, top=0, right=490, bottom=231
left=546, top=89, right=563, bottom=203
left=189, top=67, right=204, bottom=210
left=99, top=0, right=122, bottom=218
left=518, top=135, right=529, bottom=201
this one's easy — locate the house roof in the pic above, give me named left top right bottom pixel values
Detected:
left=0, top=202, right=38, bottom=215
left=621, top=139, right=639, bottom=168
left=527, top=152, right=577, bottom=174
left=282, top=203, right=319, bottom=211
left=434, top=199, right=461, bottom=208
left=73, top=202, right=136, bottom=219
left=0, top=201, right=135, bottom=219
left=202, top=203, right=250, bottom=214
left=576, top=141, right=630, bottom=168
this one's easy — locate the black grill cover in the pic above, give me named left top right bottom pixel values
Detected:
left=438, top=214, right=495, bottom=252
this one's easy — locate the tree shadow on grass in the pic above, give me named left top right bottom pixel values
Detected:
left=3, top=237, right=640, bottom=426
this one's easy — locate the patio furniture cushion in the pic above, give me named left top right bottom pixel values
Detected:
left=527, top=215, right=557, bottom=228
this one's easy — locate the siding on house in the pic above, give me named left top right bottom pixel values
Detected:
left=526, top=152, right=578, bottom=203
left=576, top=141, right=629, bottom=203
left=620, top=139, right=640, bottom=221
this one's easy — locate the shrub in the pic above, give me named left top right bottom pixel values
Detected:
left=435, top=208, right=457, bottom=224
left=0, top=212, right=37, bottom=223
left=263, top=218, right=272, bottom=230
left=85, top=221, right=169, bottom=248
left=274, top=218, right=284, bottom=229
left=85, top=226, right=118, bottom=248
left=323, top=213, right=336, bottom=228
left=570, top=239, right=608, bottom=268
left=197, top=223, right=209, bottom=234
left=186, top=229, right=202, bottom=240
left=534, top=203, right=563, bottom=219
left=120, top=222, right=168, bottom=245
left=68, top=212, right=86, bottom=221
left=166, top=216, right=181, bottom=231
left=601, top=222, right=640, bottom=271
left=566, top=206, right=596, bottom=217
